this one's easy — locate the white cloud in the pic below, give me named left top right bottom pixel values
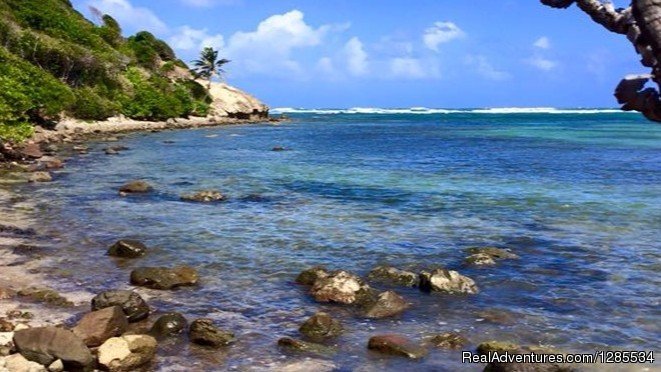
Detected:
left=316, top=57, right=335, bottom=74
left=388, top=58, right=440, bottom=79
left=87, top=0, right=167, bottom=33
left=526, top=56, right=558, bottom=71
left=344, top=37, right=369, bottom=76
left=465, top=55, right=510, bottom=81
left=169, top=26, right=224, bottom=51
left=423, top=21, right=465, bottom=52
left=224, top=10, right=336, bottom=75
left=533, top=36, right=551, bottom=49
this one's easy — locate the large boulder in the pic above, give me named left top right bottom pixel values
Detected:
left=12, top=327, right=94, bottom=370
left=419, top=269, right=478, bottom=294
left=310, top=270, right=372, bottom=304
left=299, top=312, right=342, bottom=341
left=367, top=334, right=428, bottom=359
left=97, top=335, right=157, bottom=372
left=368, top=266, right=419, bottom=287
left=107, top=240, right=147, bottom=258
left=207, top=83, right=269, bottom=120
left=188, top=319, right=234, bottom=347
left=130, top=266, right=198, bottom=290
left=149, top=313, right=187, bottom=338
left=91, top=290, right=150, bottom=322
left=72, top=306, right=128, bottom=347
left=361, top=290, right=409, bottom=319
left=295, top=266, right=328, bottom=286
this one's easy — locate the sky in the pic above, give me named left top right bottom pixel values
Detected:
left=71, top=0, right=640, bottom=109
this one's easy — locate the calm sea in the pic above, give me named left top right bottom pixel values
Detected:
left=20, top=109, right=661, bottom=370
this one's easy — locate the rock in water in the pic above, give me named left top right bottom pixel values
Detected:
left=310, top=270, right=372, bottom=304
left=189, top=319, right=234, bottom=347
left=98, top=335, right=157, bottom=372
left=428, top=332, right=468, bottom=349
left=368, top=266, right=419, bottom=287
left=419, top=269, right=479, bottom=294
left=362, top=290, right=409, bottom=319
left=12, top=327, right=94, bottom=370
left=149, top=313, right=187, bottom=338
left=118, top=180, right=152, bottom=194
left=466, top=247, right=519, bottom=260
left=130, top=266, right=198, bottom=290
left=295, top=266, right=328, bottom=285
left=28, top=172, right=52, bottom=183
left=180, top=190, right=226, bottom=203
left=299, top=312, right=342, bottom=341
left=277, top=337, right=335, bottom=356
left=91, top=290, right=150, bottom=322
left=107, top=240, right=147, bottom=258
left=464, top=253, right=496, bottom=266
left=367, top=334, right=428, bottom=359
left=72, top=306, right=128, bottom=347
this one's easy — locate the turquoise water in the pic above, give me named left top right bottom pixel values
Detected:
left=22, top=111, right=661, bottom=370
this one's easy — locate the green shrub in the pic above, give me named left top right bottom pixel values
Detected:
left=69, top=87, right=119, bottom=120
left=0, top=121, right=34, bottom=142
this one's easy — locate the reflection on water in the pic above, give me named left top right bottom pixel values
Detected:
left=19, top=112, right=661, bottom=370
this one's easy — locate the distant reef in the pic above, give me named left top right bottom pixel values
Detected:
left=0, top=0, right=268, bottom=147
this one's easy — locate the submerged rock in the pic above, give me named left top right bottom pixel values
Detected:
left=467, top=247, right=519, bottom=260
left=17, top=287, right=73, bottom=307
left=28, top=172, right=52, bottom=183
left=72, top=306, right=128, bottom=347
left=464, top=253, right=496, bottom=266
left=299, top=312, right=342, bottom=341
left=295, top=266, right=328, bottom=286
left=107, top=240, right=147, bottom=258
left=310, top=270, right=372, bottom=304
left=419, top=269, right=478, bottom=294
left=361, top=290, right=409, bottom=319
left=368, top=266, right=419, bottom=287
left=427, top=332, right=468, bottom=349
left=13, top=327, right=94, bottom=370
left=271, top=146, right=286, bottom=152
left=189, top=319, right=234, bottom=347
left=149, top=313, right=187, bottom=338
left=118, top=180, right=152, bottom=195
left=98, top=335, right=157, bottom=372
left=476, top=341, right=521, bottom=355
left=277, top=337, right=335, bottom=356
left=130, top=266, right=198, bottom=290
left=180, top=190, right=226, bottom=203
left=91, top=290, right=150, bottom=322
left=367, top=334, right=428, bottom=359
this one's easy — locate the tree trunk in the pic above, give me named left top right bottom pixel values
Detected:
left=542, top=0, right=661, bottom=122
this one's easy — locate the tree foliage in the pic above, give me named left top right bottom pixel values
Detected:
left=191, top=47, right=230, bottom=88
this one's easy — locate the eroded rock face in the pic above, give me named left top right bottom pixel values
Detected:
left=207, top=83, right=269, bottom=119
left=91, top=290, right=150, bottom=322
left=295, top=266, right=328, bottom=286
left=310, top=270, right=372, bottom=304
left=130, top=266, right=198, bottom=290
left=367, top=334, right=428, bottom=359
left=368, top=266, right=419, bottom=287
left=107, top=240, right=147, bottom=258
left=12, top=327, right=93, bottom=370
left=149, top=313, right=187, bottom=338
left=118, top=180, right=152, bottom=194
left=180, top=190, right=226, bottom=203
left=98, top=335, right=157, bottom=372
left=419, top=269, right=478, bottom=294
left=72, top=306, right=128, bottom=347
left=362, top=290, right=409, bottom=319
left=299, top=312, right=342, bottom=341
left=188, top=319, right=234, bottom=347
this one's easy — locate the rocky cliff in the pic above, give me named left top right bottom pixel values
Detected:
left=207, top=83, right=269, bottom=120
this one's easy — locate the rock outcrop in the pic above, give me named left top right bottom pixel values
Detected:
left=207, top=83, right=269, bottom=120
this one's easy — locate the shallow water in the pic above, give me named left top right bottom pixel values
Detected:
left=18, top=111, right=661, bottom=370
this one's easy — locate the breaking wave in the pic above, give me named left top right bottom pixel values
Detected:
left=271, top=107, right=630, bottom=115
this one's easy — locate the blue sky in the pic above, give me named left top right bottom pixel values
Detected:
left=72, top=0, right=638, bottom=108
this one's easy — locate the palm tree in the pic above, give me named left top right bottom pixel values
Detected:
left=191, top=47, right=230, bottom=89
